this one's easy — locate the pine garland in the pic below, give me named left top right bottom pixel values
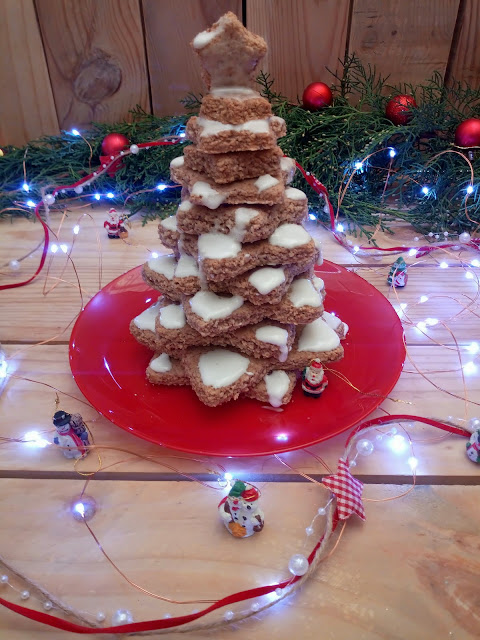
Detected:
left=1, top=56, right=480, bottom=238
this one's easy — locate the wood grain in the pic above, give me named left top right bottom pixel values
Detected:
left=0, top=0, right=59, bottom=146
left=142, top=0, right=242, bottom=116
left=1, top=217, right=479, bottom=345
left=0, top=343, right=479, bottom=480
left=0, top=480, right=479, bottom=638
left=348, top=0, right=460, bottom=87
left=247, top=0, right=351, bottom=102
left=34, top=0, right=150, bottom=131
left=446, top=0, right=480, bottom=85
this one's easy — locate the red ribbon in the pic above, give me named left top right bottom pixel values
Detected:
left=1, top=138, right=181, bottom=291
left=0, top=202, right=49, bottom=291
left=0, top=414, right=470, bottom=632
left=0, top=513, right=339, bottom=633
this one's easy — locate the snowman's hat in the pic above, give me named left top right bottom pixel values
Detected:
left=53, top=410, right=71, bottom=427
left=242, top=487, right=259, bottom=502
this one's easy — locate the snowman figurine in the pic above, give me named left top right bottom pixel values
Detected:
left=466, top=429, right=480, bottom=464
left=218, top=481, right=264, bottom=538
left=53, top=410, right=89, bottom=459
left=302, top=359, right=328, bottom=398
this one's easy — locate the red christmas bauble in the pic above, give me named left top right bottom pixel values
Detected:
left=302, top=82, right=333, bottom=111
left=454, top=118, right=480, bottom=147
left=101, top=132, right=130, bottom=156
left=385, top=95, right=417, bottom=125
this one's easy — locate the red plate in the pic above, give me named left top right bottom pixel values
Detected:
left=69, top=262, right=405, bottom=457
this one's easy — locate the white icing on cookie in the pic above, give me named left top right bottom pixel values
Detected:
left=280, top=157, right=296, bottom=183
left=189, top=291, right=244, bottom=320
left=298, top=318, right=340, bottom=352
left=322, top=311, right=341, bottom=330
left=192, top=21, right=225, bottom=49
left=159, top=303, right=186, bottom=329
left=270, top=115, right=286, bottom=128
left=210, top=87, right=258, bottom=98
left=175, top=254, right=199, bottom=278
left=322, top=311, right=349, bottom=338
left=170, top=156, right=184, bottom=168
left=312, top=237, right=323, bottom=265
left=191, top=181, right=225, bottom=209
left=178, top=200, right=193, bottom=212
left=255, top=325, right=289, bottom=362
left=147, top=255, right=176, bottom=280
left=264, top=370, right=290, bottom=407
left=149, top=353, right=172, bottom=373
left=285, top=187, right=307, bottom=201
left=243, top=120, right=271, bottom=134
left=312, top=276, right=325, bottom=292
left=231, top=207, right=259, bottom=242
left=198, top=233, right=241, bottom=259
left=160, top=215, right=177, bottom=231
left=197, top=118, right=270, bottom=137
left=254, top=174, right=280, bottom=192
left=288, top=279, right=322, bottom=308
left=248, top=267, right=285, bottom=294
left=198, top=349, right=250, bottom=388
left=133, top=300, right=161, bottom=331
left=269, top=224, right=311, bottom=248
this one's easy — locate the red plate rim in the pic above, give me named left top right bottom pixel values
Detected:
left=69, top=262, right=405, bottom=456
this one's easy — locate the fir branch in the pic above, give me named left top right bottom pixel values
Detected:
left=2, top=59, right=480, bottom=238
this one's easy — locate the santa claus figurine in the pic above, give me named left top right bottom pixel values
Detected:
left=302, top=359, right=328, bottom=398
left=466, top=429, right=480, bottom=464
left=218, top=480, right=264, bottom=538
left=104, top=208, right=128, bottom=239
left=52, top=410, right=90, bottom=459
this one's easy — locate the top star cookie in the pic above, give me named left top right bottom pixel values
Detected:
left=191, top=12, right=267, bottom=91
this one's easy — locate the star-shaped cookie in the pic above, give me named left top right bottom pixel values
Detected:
left=191, top=12, right=267, bottom=90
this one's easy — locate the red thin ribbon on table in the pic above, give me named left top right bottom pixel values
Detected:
left=0, top=138, right=181, bottom=292
left=0, top=513, right=339, bottom=634
left=0, top=415, right=470, bottom=634
left=3, top=142, right=479, bottom=292
left=0, top=202, right=49, bottom=291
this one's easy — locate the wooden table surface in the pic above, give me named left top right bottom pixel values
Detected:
left=0, top=209, right=479, bottom=639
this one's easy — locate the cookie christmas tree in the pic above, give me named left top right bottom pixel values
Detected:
left=130, top=12, right=348, bottom=407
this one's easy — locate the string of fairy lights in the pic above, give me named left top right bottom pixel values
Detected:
left=0, top=127, right=479, bottom=632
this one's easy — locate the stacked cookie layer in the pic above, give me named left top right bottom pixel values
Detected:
left=129, top=12, right=348, bottom=407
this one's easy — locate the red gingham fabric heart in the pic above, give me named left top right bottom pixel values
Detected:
left=322, top=458, right=366, bottom=521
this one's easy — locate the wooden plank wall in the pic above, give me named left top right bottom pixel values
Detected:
left=1, top=0, right=480, bottom=147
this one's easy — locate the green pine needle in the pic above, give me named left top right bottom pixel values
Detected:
left=1, top=56, right=480, bottom=239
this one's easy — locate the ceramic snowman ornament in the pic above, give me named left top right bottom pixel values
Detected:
left=218, top=480, right=264, bottom=538
left=53, top=410, right=89, bottom=459
left=466, top=429, right=480, bottom=464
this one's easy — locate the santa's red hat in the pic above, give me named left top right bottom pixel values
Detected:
left=108, top=208, right=117, bottom=214
left=241, top=487, right=259, bottom=502
left=310, top=359, right=324, bottom=369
